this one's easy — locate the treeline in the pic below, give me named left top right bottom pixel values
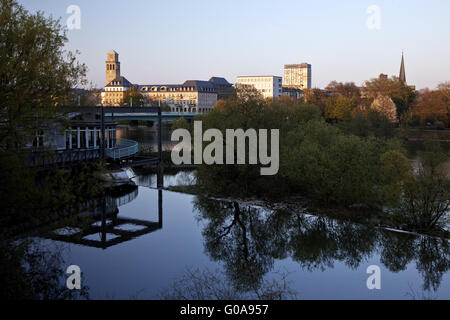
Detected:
left=304, top=77, right=449, bottom=129
left=174, top=86, right=450, bottom=233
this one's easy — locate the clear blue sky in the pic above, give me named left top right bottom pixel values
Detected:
left=20, top=0, right=450, bottom=89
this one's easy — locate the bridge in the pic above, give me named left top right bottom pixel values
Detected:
left=62, top=106, right=201, bottom=122
left=30, top=107, right=169, bottom=181
left=105, top=111, right=200, bottom=121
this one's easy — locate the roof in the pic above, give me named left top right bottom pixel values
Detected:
left=183, top=80, right=215, bottom=89
left=136, top=80, right=218, bottom=93
left=237, top=75, right=282, bottom=78
left=105, top=76, right=133, bottom=88
left=209, top=77, right=232, bottom=86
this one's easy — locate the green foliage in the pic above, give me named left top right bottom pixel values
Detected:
left=363, top=76, right=416, bottom=117
left=0, top=0, right=87, bottom=149
left=391, top=141, right=450, bottom=231
left=123, top=87, right=146, bottom=107
left=343, top=109, right=396, bottom=139
left=325, top=95, right=358, bottom=121
left=171, top=117, right=191, bottom=131
left=0, top=151, right=106, bottom=238
left=196, top=92, right=411, bottom=208
left=281, top=121, right=408, bottom=207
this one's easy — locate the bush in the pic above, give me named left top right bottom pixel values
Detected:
left=195, top=94, right=411, bottom=207
left=391, top=141, right=450, bottom=231
left=281, top=121, right=408, bottom=206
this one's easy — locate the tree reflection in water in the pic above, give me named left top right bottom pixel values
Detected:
left=193, top=197, right=450, bottom=297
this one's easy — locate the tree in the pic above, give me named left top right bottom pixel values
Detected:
left=325, top=81, right=361, bottom=99
left=0, top=0, right=87, bottom=149
left=362, top=76, right=415, bottom=117
left=0, top=0, right=100, bottom=237
left=413, top=83, right=450, bottom=126
left=301, top=88, right=328, bottom=115
left=392, top=141, right=450, bottom=231
left=325, top=95, right=358, bottom=121
left=370, top=95, right=398, bottom=122
left=122, top=87, right=146, bottom=107
left=171, top=117, right=190, bottom=131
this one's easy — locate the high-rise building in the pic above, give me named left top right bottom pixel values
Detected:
left=106, top=50, right=121, bottom=85
left=236, top=76, right=283, bottom=99
left=283, top=63, right=312, bottom=89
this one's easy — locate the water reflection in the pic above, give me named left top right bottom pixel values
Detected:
left=194, top=197, right=450, bottom=294
left=44, top=187, right=163, bottom=250
left=116, top=124, right=175, bottom=151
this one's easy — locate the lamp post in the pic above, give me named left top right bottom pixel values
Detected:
left=101, top=104, right=105, bottom=159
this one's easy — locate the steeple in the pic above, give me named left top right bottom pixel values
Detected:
left=399, top=52, right=406, bottom=84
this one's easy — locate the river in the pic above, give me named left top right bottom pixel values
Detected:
left=32, top=125, right=450, bottom=300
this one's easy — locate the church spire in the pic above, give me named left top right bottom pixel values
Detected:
left=399, top=52, right=406, bottom=84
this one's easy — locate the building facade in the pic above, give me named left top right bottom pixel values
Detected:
left=137, top=80, right=218, bottom=112
left=102, top=76, right=134, bottom=106
left=101, top=51, right=231, bottom=111
left=283, top=63, right=312, bottom=89
left=236, top=76, right=283, bottom=99
left=281, top=86, right=303, bottom=99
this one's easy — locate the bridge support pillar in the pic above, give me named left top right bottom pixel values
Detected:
left=157, top=162, right=164, bottom=189
left=157, top=108, right=164, bottom=189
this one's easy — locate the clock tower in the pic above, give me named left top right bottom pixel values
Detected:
left=106, top=50, right=120, bottom=85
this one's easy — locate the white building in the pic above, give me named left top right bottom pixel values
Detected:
left=236, top=76, right=283, bottom=99
left=138, top=80, right=218, bottom=112
left=283, top=63, right=312, bottom=89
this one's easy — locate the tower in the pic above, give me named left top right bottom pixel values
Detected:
left=283, top=63, right=312, bottom=89
left=399, top=52, right=406, bottom=84
left=106, top=50, right=120, bottom=85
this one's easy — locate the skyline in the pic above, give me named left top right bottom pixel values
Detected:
left=20, top=0, right=450, bottom=90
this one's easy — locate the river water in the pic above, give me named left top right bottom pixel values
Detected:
left=33, top=125, right=450, bottom=300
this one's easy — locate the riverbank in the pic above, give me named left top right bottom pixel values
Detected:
left=398, top=127, right=450, bottom=142
left=167, top=183, right=450, bottom=240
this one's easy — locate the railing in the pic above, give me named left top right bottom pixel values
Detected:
left=29, top=148, right=101, bottom=168
left=106, top=138, right=138, bottom=160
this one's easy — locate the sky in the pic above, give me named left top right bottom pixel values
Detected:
left=20, top=0, right=450, bottom=90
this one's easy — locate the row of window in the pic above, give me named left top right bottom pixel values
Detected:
left=105, top=87, right=125, bottom=91
left=107, top=64, right=119, bottom=71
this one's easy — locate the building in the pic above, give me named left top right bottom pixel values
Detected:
left=281, top=86, right=303, bottom=99
left=102, top=76, right=134, bottom=106
left=209, top=77, right=233, bottom=100
left=236, top=76, right=283, bottom=99
left=283, top=63, right=312, bottom=89
left=101, top=51, right=229, bottom=111
left=137, top=80, right=218, bottom=112
left=27, top=112, right=118, bottom=152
